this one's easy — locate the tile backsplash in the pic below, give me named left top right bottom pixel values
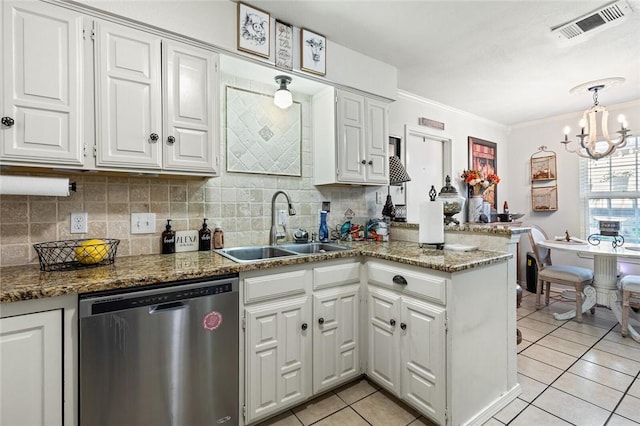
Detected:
left=0, top=75, right=368, bottom=267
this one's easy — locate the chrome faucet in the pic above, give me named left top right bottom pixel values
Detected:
left=270, top=190, right=296, bottom=245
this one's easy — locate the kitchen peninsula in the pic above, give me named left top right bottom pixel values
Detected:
left=1, top=240, right=518, bottom=426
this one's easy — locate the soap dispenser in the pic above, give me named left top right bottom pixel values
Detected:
left=319, top=211, right=329, bottom=242
left=213, top=223, right=224, bottom=249
left=199, top=218, right=211, bottom=251
left=161, top=219, right=176, bottom=254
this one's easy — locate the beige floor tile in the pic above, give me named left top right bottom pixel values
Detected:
left=595, top=338, right=640, bottom=362
left=257, top=411, right=303, bottom=426
left=561, top=320, right=610, bottom=338
left=493, top=397, right=528, bottom=424
left=533, top=387, right=610, bottom=425
left=352, top=390, right=419, bottom=426
left=313, top=407, right=368, bottom=426
left=550, top=327, right=601, bottom=347
left=604, top=327, right=640, bottom=349
left=517, top=307, right=536, bottom=318
left=509, top=404, right=572, bottom=425
left=537, top=334, right=590, bottom=357
left=334, top=379, right=379, bottom=405
left=517, top=317, right=559, bottom=334
left=520, top=344, right=578, bottom=370
left=292, top=393, right=347, bottom=426
left=517, top=374, right=548, bottom=402
left=552, top=372, right=624, bottom=411
left=517, top=339, right=533, bottom=353
left=517, top=325, right=547, bottom=342
left=582, top=348, right=640, bottom=376
left=615, top=394, right=640, bottom=423
left=527, top=310, right=568, bottom=326
left=568, top=360, right=635, bottom=392
left=481, top=418, right=504, bottom=426
left=629, top=379, right=640, bottom=399
left=408, top=416, right=438, bottom=425
left=517, top=354, right=564, bottom=385
left=607, top=413, right=640, bottom=426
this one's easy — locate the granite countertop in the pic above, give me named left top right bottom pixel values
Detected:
left=391, top=222, right=531, bottom=235
left=0, top=241, right=511, bottom=304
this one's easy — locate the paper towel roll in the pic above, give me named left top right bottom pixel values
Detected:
left=419, top=200, right=444, bottom=245
left=0, top=176, right=72, bottom=196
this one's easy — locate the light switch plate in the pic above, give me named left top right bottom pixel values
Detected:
left=131, top=213, right=156, bottom=234
left=278, top=210, right=287, bottom=226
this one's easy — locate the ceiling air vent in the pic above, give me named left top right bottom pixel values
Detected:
left=551, top=0, right=632, bottom=42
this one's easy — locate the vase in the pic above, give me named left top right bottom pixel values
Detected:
left=468, top=195, right=484, bottom=223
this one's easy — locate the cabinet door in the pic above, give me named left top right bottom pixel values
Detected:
left=364, top=98, right=388, bottom=184
left=367, top=286, right=401, bottom=394
left=1, top=1, right=84, bottom=166
left=313, top=285, right=360, bottom=394
left=245, top=296, right=311, bottom=423
left=163, top=41, right=218, bottom=173
left=336, top=90, right=366, bottom=183
left=94, top=21, right=162, bottom=169
left=1, top=310, right=62, bottom=426
left=400, top=297, right=446, bottom=425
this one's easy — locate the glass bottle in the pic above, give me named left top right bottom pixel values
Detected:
left=318, top=211, right=329, bottom=242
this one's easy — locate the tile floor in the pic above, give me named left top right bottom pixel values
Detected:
left=257, top=289, right=640, bottom=426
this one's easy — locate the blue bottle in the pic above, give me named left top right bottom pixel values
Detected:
left=319, top=211, right=329, bottom=242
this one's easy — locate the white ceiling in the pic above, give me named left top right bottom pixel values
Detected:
left=246, top=0, right=640, bottom=126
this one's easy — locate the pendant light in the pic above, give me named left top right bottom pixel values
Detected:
left=274, top=75, right=293, bottom=109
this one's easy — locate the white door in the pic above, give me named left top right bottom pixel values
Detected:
left=1, top=1, right=84, bottom=166
left=163, top=41, right=218, bottom=173
left=94, top=20, right=162, bottom=169
left=364, top=98, right=388, bottom=184
left=367, top=286, right=401, bottom=395
left=400, top=297, right=446, bottom=425
left=313, top=284, right=360, bottom=393
left=1, top=310, right=62, bottom=426
left=245, top=296, right=311, bottom=423
left=336, top=91, right=366, bottom=183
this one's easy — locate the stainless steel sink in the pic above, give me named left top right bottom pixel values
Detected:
left=215, top=245, right=300, bottom=263
left=279, top=242, right=353, bottom=254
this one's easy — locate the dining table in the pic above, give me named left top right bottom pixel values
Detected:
left=537, top=239, right=640, bottom=342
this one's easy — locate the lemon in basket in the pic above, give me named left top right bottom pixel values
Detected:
left=75, top=239, right=109, bottom=264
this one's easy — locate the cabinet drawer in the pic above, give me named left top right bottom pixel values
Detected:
left=367, top=261, right=446, bottom=304
left=244, top=269, right=311, bottom=304
left=313, top=261, right=361, bottom=290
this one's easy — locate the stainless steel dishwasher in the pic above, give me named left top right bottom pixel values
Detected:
left=79, top=275, right=238, bottom=426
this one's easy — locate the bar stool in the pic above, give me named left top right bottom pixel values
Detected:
left=620, top=275, right=640, bottom=338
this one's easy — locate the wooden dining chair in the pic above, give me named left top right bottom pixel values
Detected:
left=528, top=225, right=595, bottom=322
left=620, top=275, right=640, bottom=338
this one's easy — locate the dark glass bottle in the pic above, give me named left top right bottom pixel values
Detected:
left=161, top=219, right=176, bottom=254
left=199, top=218, right=211, bottom=251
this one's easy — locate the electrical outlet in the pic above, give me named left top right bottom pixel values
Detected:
left=70, top=212, right=88, bottom=234
left=278, top=210, right=287, bottom=226
left=131, top=213, right=156, bottom=234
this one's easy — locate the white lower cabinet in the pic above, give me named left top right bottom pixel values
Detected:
left=312, top=284, right=360, bottom=394
left=0, top=310, right=63, bottom=426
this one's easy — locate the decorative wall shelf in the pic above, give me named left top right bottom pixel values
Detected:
left=530, top=146, right=558, bottom=211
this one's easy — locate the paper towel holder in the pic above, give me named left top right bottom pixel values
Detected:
left=418, top=185, right=445, bottom=250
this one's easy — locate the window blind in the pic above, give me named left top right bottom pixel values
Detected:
left=580, top=136, right=640, bottom=243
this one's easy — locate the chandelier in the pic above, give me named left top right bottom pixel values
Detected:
left=561, top=84, right=631, bottom=160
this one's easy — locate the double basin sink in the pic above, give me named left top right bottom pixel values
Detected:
left=215, top=242, right=353, bottom=263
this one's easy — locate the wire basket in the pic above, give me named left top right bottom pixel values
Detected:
left=33, top=239, right=120, bottom=272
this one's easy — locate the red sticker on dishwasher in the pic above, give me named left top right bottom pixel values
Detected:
left=202, top=311, right=223, bottom=331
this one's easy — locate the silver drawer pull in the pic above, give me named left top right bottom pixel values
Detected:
left=392, top=275, right=407, bottom=285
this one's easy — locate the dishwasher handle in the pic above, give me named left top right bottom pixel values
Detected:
left=149, top=301, right=186, bottom=314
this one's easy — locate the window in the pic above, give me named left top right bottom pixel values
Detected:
left=580, top=136, right=639, bottom=244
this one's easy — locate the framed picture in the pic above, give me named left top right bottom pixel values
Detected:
left=275, top=20, right=293, bottom=70
left=237, top=2, right=270, bottom=58
left=468, top=136, right=498, bottom=209
left=300, top=28, right=326, bottom=75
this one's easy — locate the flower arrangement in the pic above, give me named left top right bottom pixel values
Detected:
left=461, top=169, right=501, bottom=196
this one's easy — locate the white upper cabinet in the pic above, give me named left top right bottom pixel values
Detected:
left=163, top=41, right=218, bottom=173
left=94, top=21, right=162, bottom=170
left=1, top=1, right=84, bottom=166
left=313, top=87, right=389, bottom=185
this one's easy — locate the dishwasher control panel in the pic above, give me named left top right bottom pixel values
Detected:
left=79, top=277, right=238, bottom=317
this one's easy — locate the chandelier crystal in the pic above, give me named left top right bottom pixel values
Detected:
left=561, top=84, right=631, bottom=160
